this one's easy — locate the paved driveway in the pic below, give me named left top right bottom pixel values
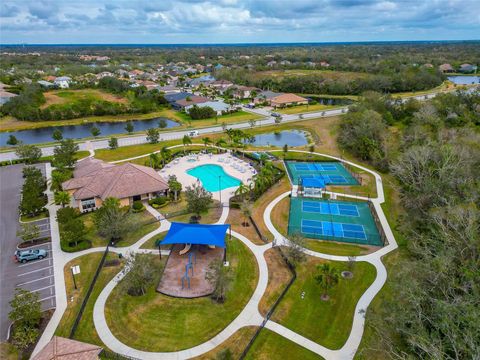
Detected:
left=0, top=164, right=55, bottom=340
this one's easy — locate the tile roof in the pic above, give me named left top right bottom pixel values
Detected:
left=175, top=96, right=210, bottom=107
left=32, top=336, right=102, bottom=360
left=63, top=158, right=168, bottom=200
left=270, top=93, right=308, bottom=104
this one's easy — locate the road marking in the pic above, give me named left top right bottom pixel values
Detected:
left=17, top=266, right=53, bottom=277
left=18, top=284, right=54, bottom=295
left=38, top=295, right=55, bottom=302
left=18, top=258, right=51, bottom=267
left=16, top=275, right=54, bottom=286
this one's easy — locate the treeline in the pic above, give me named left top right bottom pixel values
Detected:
left=20, top=166, right=47, bottom=218
left=217, top=67, right=445, bottom=95
left=338, top=90, right=480, bottom=359
left=0, top=78, right=167, bottom=121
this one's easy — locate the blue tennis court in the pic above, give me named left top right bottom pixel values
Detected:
left=285, top=161, right=359, bottom=186
left=302, top=200, right=360, bottom=216
left=301, top=219, right=367, bottom=240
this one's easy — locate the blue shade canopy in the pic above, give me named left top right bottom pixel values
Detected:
left=302, top=177, right=326, bottom=188
left=161, top=222, right=229, bottom=247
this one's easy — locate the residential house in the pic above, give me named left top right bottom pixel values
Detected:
left=280, top=60, right=291, bottom=65
left=253, top=90, right=282, bottom=105
left=210, top=80, right=233, bottom=91
left=269, top=93, right=308, bottom=108
left=231, top=86, right=260, bottom=99
left=54, top=76, right=72, bottom=89
left=174, top=95, right=210, bottom=110
left=32, top=336, right=102, bottom=360
left=459, top=63, right=477, bottom=74
left=185, top=100, right=231, bottom=115
left=62, top=158, right=169, bottom=212
left=187, top=75, right=216, bottom=87
left=267, top=61, right=277, bottom=67
left=158, top=85, right=181, bottom=94
left=164, top=92, right=194, bottom=104
left=96, top=71, right=114, bottom=80
left=439, top=63, right=454, bottom=73
left=319, top=61, right=330, bottom=67
left=0, top=90, right=17, bottom=105
left=37, top=80, right=54, bottom=88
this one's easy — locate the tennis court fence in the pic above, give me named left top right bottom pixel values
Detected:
left=367, top=201, right=388, bottom=247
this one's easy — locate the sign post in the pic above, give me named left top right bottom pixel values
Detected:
left=71, top=265, right=80, bottom=290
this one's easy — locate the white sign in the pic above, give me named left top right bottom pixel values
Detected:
left=71, top=265, right=81, bottom=275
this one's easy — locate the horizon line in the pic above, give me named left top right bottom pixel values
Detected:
left=1, top=39, right=480, bottom=47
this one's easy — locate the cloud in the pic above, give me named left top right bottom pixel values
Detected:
left=0, top=0, right=479, bottom=43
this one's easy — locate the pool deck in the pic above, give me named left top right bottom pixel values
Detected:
left=160, top=152, right=256, bottom=202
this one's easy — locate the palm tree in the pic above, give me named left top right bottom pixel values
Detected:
left=160, top=146, right=171, bottom=167
left=240, top=199, right=252, bottom=227
left=149, top=153, right=160, bottom=169
left=54, top=191, right=70, bottom=208
left=182, top=135, right=192, bottom=154
left=235, top=183, right=250, bottom=200
left=314, top=264, right=340, bottom=301
left=202, top=137, right=211, bottom=151
left=259, top=153, right=268, bottom=167
left=215, top=138, right=227, bottom=154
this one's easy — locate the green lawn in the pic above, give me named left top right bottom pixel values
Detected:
left=271, top=256, right=376, bottom=349
left=94, top=138, right=184, bottom=161
left=20, top=209, right=49, bottom=222
left=245, top=329, right=323, bottom=360
left=56, top=252, right=123, bottom=347
left=81, top=210, right=159, bottom=248
left=105, top=238, right=258, bottom=351
left=304, top=239, right=371, bottom=256
left=140, top=231, right=168, bottom=249
left=278, top=104, right=337, bottom=115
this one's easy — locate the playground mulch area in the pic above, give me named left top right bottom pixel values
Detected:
left=157, top=244, right=224, bottom=298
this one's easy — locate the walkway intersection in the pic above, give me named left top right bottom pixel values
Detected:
left=32, top=150, right=398, bottom=360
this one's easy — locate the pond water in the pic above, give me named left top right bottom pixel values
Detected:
left=246, top=130, right=309, bottom=147
left=447, top=76, right=480, bottom=85
left=0, top=117, right=179, bottom=146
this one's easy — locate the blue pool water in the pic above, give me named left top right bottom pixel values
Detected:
left=187, top=164, right=241, bottom=192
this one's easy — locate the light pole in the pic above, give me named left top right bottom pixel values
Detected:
left=218, top=175, right=222, bottom=204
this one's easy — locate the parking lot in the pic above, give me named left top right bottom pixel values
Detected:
left=0, top=164, right=55, bottom=340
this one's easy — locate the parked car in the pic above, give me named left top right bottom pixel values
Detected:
left=187, top=130, right=199, bottom=137
left=14, top=249, right=47, bottom=263
left=271, top=112, right=281, bottom=117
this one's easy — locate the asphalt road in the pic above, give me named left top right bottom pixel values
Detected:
left=0, top=163, right=55, bottom=341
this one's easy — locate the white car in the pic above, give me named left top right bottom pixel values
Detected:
left=187, top=130, right=199, bottom=137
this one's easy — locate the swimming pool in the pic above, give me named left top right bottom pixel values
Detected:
left=186, top=164, right=241, bottom=192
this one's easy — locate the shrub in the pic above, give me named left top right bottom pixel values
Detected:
left=148, top=196, right=167, bottom=207
left=132, top=200, right=145, bottom=212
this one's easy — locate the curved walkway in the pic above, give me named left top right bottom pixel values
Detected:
left=34, top=149, right=397, bottom=360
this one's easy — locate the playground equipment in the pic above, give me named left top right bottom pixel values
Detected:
left=179, top=243, right=191, bottom=255
left=181, top=250, right=196, bottom=290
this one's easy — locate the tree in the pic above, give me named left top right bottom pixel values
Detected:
left=274, top=115, right=282, bottom=124
left=125, top=122, right=134, bottom=134
left=9, top=288, right=41, bottom=351
left=185, top=183, right=213, bottom=218
left=90, top=126, right=101, bottom=137
left=235, top=183, right=250, bottom=201
left=16, top=223, right=40, bottom=244
left=7, top=135, right=18, bottom=146
left=160, top=146, right=171, bottom=166
left=94, top=197, right=138, bottom=243
left=61, top=217, right=87, bottom=247
left=168, top=175, right=182, bottom=201
left=240, top=199, right=252, bottom=227
left=148, top=152, right=161, bottom=169
left=206, top=258, right=232, bottom=303
left=15, top=143, right=42, bottom=164
left=202, top=136, right=211, bottom=149
left=182, top=135, right=192, bottom=154
left=146, top=128, right=160, bottom=144
left=20, top=185, right=45, bottom=217
left=158, top=118, right=168, bottom=128
left=53, top=139, right=79, bottom=169
left=120, top=253, right=157, bottom=296
left=11, top=324, right=38, bottom=352
left=314, top=263, right=340, bottom=301
left=284, top=233, right=306, bottom=267
left=52, top=129, right=63, bottom=141
left=221, top=122, right=227, bottom=132
left=108, top=137, right=118, bottom=150
left=248, top=119, right=256, bottom=128
left=54, top=191, right=70, bottom=207
left=282, top=144, right=289, bottom=158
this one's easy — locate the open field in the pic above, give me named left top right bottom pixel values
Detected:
left=272, top=255, right=376, bottom=349
left=254, top=69, right=368, bottom=81
left=41, top=89, right=128, bottom=109
left=105, top=238, right=258, bottom=351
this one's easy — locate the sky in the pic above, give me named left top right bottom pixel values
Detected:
left=1, top=0, right=479, bottom=44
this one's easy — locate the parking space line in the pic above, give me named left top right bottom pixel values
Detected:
left=18, top=258, right=51, bottom=267
left=17, top=275, right=54, bottom=286
left=17, top=266, right=53, bottom=277
left=38, top=295, right=55, bottom=302
left=18, top=284, right=55, bottom=295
